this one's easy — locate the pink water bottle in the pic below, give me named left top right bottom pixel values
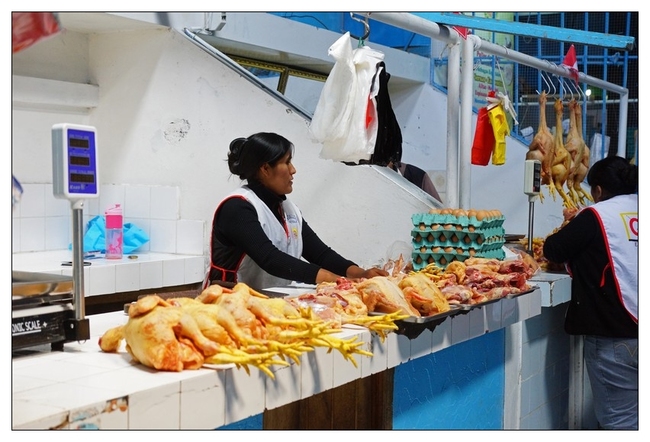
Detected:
left=105, top=204, right=123, bottom=259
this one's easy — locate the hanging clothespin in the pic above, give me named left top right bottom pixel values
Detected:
left=349, top=13, right=370, bottom=47
left=486, top=90, right=519, bottom=126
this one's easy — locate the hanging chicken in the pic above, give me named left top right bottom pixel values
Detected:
left=549, top=99, right=575, bottom=208
left=564, top=98, right=582, bottom=204
left=567, top=99, right=593, bottom=206
left=525, top=91, right=554, bottom=201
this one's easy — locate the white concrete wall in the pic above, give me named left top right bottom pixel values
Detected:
left=12, top=24, right=436, bottom=269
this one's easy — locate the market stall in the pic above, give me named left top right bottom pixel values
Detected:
left=12, top=12, right=633, bottom=430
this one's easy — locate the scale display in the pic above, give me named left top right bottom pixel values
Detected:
left=52, top=124, right=99, bottom=199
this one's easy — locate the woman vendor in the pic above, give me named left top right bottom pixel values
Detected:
left=206, top=132, right=387, bottom=290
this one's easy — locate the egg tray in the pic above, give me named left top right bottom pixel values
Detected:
left=413, top=240, right=505, bottom=255
left=411, top=227, right=505, bottom=249
left=412, top=212, right=505, bottom=231
left=411, top=247, right=506, bottom=271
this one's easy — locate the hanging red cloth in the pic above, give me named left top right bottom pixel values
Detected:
left=12, top=12, right=61, bottom=54
left=471, top=91, right=498, bottom=166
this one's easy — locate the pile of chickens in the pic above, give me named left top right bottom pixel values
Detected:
left=99, top=256, right=536, bottom=377
left=99, top=283, right=403, bottom=377
left=526, top=92, right=593, bottom=209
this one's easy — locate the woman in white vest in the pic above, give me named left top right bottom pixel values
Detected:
left=206, top=132, right=387, bottom=291
left=544, top=155, right=638, bottom=430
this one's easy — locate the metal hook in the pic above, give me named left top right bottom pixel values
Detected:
left=567, top=79, right=583, bottom=102
left=349, top=13, right=370, bottom=42
left=558, top=76, right=570, bottom=101
left=536, top=70, right=552, bottom=95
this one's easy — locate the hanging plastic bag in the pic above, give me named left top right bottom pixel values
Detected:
left=309, top=32, right=356, bottom=144
left=309, top=32, right=385, bottom=163
left=471, top=106, right=496, bottom=166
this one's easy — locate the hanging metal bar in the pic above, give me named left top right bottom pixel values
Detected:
left=415, top=12, right=635, bottom=50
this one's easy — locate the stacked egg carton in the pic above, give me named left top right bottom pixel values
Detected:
left=411, top=209, right=506, bottom=270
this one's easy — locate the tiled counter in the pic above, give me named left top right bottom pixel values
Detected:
left=12, top=287, right=542, bottom=430
left=528, top=271, right=571, bottom=307
left=12, top=250, right=206, bottom=296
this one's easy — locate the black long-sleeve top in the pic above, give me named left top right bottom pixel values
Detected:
left=209, top=180, right=356, bottom=285
left=543, top=209, right=637, bottom=338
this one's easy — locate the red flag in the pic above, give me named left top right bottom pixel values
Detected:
left=451, top=12, right=469, bottom=40
left=562, top=44, right=580, bottom=82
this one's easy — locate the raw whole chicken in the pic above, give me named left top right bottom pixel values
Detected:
left=526, top=91, right=554, bottom=194
left=564, top=99, right=581, bottom=197
left=549, top=99, right=575, bottom=208
left=356, top=276, right=421, bottom=317
left=568, top=99, right=593, bottom=206
left=398, top=272, right=450, bottom=315
left=99, top=295, right=221, bottom=371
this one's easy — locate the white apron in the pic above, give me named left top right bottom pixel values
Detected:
left=225, top=187, right=304, bottom=290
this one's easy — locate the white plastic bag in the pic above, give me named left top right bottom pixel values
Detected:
left=309, top=32, right=385, bottom=163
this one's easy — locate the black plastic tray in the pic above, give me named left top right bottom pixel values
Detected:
left=371, top=306, right=463, bottom=339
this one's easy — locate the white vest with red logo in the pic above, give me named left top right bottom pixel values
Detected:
left=589, top=194, right=638, bottom=321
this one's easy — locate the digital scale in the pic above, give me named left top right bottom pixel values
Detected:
left=523, top=159, right=542, bottom=255
left=12, top=124, right=98, bottom=352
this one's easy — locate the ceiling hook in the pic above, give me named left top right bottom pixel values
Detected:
left=349, top=13, right=370, bottom=42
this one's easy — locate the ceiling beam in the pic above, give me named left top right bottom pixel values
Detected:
left=412, top=12, right=635, bottom=51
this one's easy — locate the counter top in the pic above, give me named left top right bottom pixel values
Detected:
left=12, top=250, right=205, bottom=297
left=529, top=271, right=571, bottom=307
left=12, top=287, right=542, bottom=429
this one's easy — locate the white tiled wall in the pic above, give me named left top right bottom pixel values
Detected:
left=12, top=183, right=204, bottom=256
left=517, top=305, right=597, bottom=430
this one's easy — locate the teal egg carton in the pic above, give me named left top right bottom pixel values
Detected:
left=411, top=212, right=505, bottom=231
left=410, top=210, right=506, bottom=270
left=411, top=246, right=506, bottom=271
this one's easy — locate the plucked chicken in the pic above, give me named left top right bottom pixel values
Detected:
left=568, top=99, right=593, bottom=206
left=99, top=295, right=220, bottom=371
left=548, top=98, right=575, bottom=208
left=356, top=276, right=421, bottom=317
left=398, top=272, right=450, bottom=315
left=526, top=91, right=555, bottom=199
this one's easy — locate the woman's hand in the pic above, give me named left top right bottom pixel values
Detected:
left=346, top=265, right=388, bottom=280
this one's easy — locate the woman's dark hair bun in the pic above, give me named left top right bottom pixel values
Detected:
left=227, top=137, right=247, bottom=176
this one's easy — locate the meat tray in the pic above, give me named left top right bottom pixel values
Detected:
left=371, top=306, right=462, bottom=339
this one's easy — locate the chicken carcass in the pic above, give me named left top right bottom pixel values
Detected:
left=564, top=98, right=582, bottom=205
left=569, top=100, right=593, bottom=205
left=356, top=276, right=421, bottom=317
left=398, top=273, right=450, bottom=315
left=526, top=91, right=554, bottom=198
left=549, top=98, right=575, bottom=208
left=99, top=295, right=220, bottom=371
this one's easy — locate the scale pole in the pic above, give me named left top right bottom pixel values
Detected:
left=527, top=197, right=535, bottom=256
left=66, top=199, right=90, bottom=342
left=71, top=200, right=86, bottom=321
left=523, top=159, right=541, bottom=256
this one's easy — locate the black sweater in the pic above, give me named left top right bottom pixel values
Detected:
left=543, top=209, right=637, bottom=338
left=209, top=181, right=356, bottom=285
